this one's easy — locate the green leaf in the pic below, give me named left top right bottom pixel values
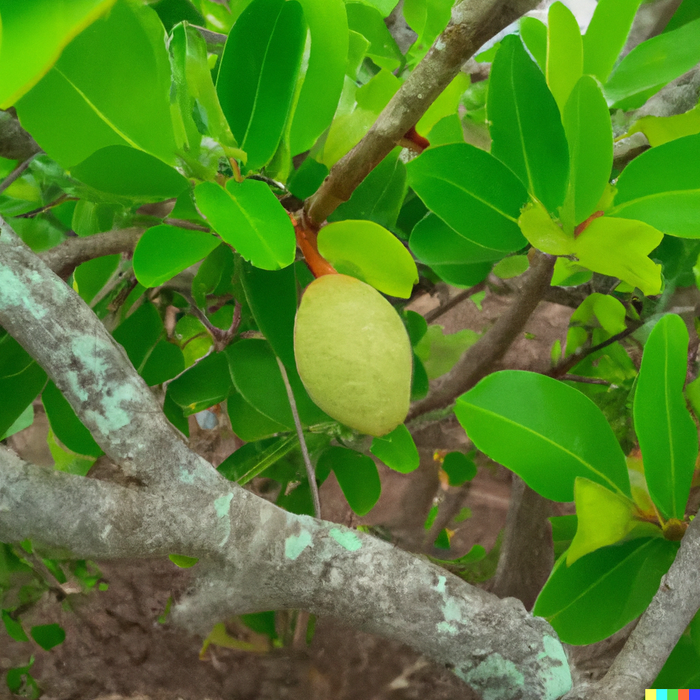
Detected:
left=411, top=352, right=429, bottom=400
left=240, top=260, right=297, bottom=370
left=194, top=179, right=296, bottom=270
left=168, top=554, right=199, bottom=568
left=569, top=293, right=627, bottom=336
left=403, top=0, right=452, bottom=66
left=30, top=623, right=66, bottom=650
left=404, top=310, right=428, bottom=346
left=430, top=262, right=492, bottom=288
left=168, top=351, right=232, bottom=415
left=533, top=537, right=677, bottom=644
left=441, top=451, right=477, bottom=486
left=604, top=17, right=700, bottom=108
left=347, top=0, right=398, bottom=17
left=488, top=35, right=569, bottom=212
left=582, top=0, right=641, bottom=83
left=0, top=404, right=34, bottom=442
left=321, top=69, right=400, bottom=167
left=318, top=446, right=381, bottom=516
left=346, top=2, right=403, bottom=72
left=492, top=255, right=529, bottom=280
left=520, top=17, right=547, bottom=72
left=289, top=0, right=348, bottom=154
left=409, top=213, right=505, bottom=266
left=406, top=143, right=529, bottom=252
left=455, top=370, right=631, bottom=501
left=169, top=22, right=240, bottom=155
left=347, top=29, right=371, bottom=80
left=317, top=220, right=418, bottom=298
left=609, top=133, right=700, bottom=238
left=414, top=325, right=479, bottom=380
left=417, top=73, right=470, bottom=136
left=567, top=477, right=639, bottom=565
left=70, top=146, right=189, bottom=200
left=634, top=314, right=697, bottom=519
left=16, top=0, right=177, bottom=168
left=141, top=340, right=185, bottom=386
left=133, top=224, right=219, bottom=289
left=546, top=2, right=583, bottom=114
left=0, top=336, right=47, bottom=438
left=218, top=434, right=299, bottom=484
left=42, top=382, right=103, bottom=457
left=328, top=148, right=407, bottom=230
left=288, top=158, right=329, bottom=200
left=654, top=635, right=700, bottom=689
left=227, top=387, right=289, bottom=442
left=227, top=338, right=325, bottom=428
left=0, top=0, right=117, bottom=108
left=665, top=0, right=700, bottom=32
left=370, top=424, right=419, bottom=473
left=2, top=610, right=29, bottom=642
left=560, top=76, right=613, bottom=230
left=74, top=255, right=120, bottom=303
left=192, top=243, right=234, bottom=309
left=112, top=303, right=163, bottom=372
left=216, top=0, right=306, bottom=170
left=572, top=216, right=663, bottom=296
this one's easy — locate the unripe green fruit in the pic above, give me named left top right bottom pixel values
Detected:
left=294, top=274, right=412, bottom=437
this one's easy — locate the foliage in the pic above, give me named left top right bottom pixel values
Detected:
left=2, top=0, right=700, bottom=693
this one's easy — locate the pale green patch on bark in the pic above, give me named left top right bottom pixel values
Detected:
left=457, top=654, right=525, bottom=700
left=435, top=573, right=460, bottom=634
left=214, top=493, right=233, bottom=517
left=285, top=529, right=313, bottom=560
left=538, top=635, right=572, bottom=699
left=0, top=264, right=54, bottom=320
left=329, top=528, right=362, bottom=552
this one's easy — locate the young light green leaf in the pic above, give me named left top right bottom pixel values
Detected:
left=561, top=76, right=613, bottom=230
left=42, top=382, right=103, bottom=457
left=289, top=0, right=348, bottom=155
left=318, top=446, right=381, bottom=516
left=370, top=424, right=419, bottom=474
left=346, top=2, right=404, bottom=72
left=16, top=0, right=176, bottom=168
left=70, top=146, right=189, bottom=200
left=329, top=148, right=407, bottom=230
left=492, top=255, right=529, bottom=280
left=409, top=213, right=506, bottom=266
left=216, top=0, right=306, bottom=170
left=582, top=0, right=641, bottom=83
left=609, top=133, right=700, bottom=237
left=194, top=179, right=296, bottom=270
left=0, top=0, right=117, bottom=108
left=534, top=537, right=677, bottom=644
left=488, top=35, right=569, bottom=212
left=572, top=216, right=663, bottom=296
left=403, top=0, right=452, bottom=66
left=317, top=220, right=418, bottom=298
left=634, top=314, right=698, bottom=519
left=520, top=17, right=547, bottom=72
left=455, top=370, right=631, bottom=501
left=627, top=105, right=700, bottom=147
left=406, top=143, right=529, bottom=252
left=604, top=17, right=700, bottom=108
left=569, top=293, right=627, bottom=336
left=567, top=477, right=640, bottom=565
left=133, top=224, right=219, bottom=288
left=518, top=202, right=574, bottom=255
left=348, top=0, right=399, bottom=17
left=546, top=2, right=583, bottom=114
left=416, top=73, right=470, bottom=136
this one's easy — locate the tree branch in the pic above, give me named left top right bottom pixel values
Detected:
left=408, top=251, right=556, bottom=420
left=304, top=0, right=540, bottom=225
left=0, top=108, right=41, bottom=161
left=0, top=217, right=573, bottom=699
left=39, top=227, right=143, bottom=279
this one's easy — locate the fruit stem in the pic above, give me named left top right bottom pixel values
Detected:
left=291, top=211, right=337, bottom=278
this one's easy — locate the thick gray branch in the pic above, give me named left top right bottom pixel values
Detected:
left=305, top=0, right=539, bottom=225
left=39, top=227, right=143, bottom=279
left=0, top=109, right=41, bottom=161
left=0, top=218, right=218, bottom=490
